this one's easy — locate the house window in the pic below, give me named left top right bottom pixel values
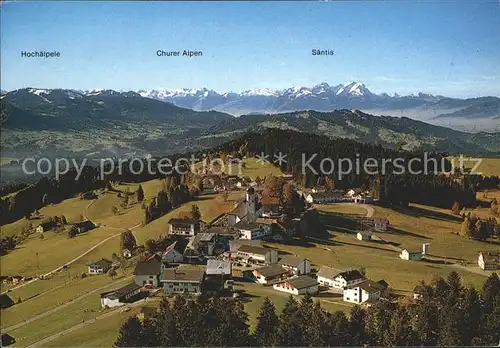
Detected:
left=149, top=276, right=154, bottom=279
left=143, top=280, right=146, bottom=285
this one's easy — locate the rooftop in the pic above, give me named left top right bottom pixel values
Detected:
left=161, top=268, right=205, bottom=282
left=254, top=264, right=289, bottom=278
left=233, top=222, right=264, bottom=231
left=168, top=218, right=202, bottom=225
left=337, top=269, right=365, bottom=281
left=286, top=275, right=319, bottom=289
left=317, top=266, right=343, bottom=280
left=88, top=258, right=113, bottom=268
left=101, top=282, right=142, bottom=300
left=133, top=258, right=162, bottom=276
left=278, top=255, right=308, bottom=267
left=480, top=251, right=500, bottom=265
left=206, top=260, right=232, bottom=275
left=236, top=245, right=272, bottom=255
left=355, top=279, right=387, bottom=293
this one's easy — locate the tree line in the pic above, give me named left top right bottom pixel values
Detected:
left=213, top=129, right=498, bottom=208
left=115, top=271, right=500, bottom=347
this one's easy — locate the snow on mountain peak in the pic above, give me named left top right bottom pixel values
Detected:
left=240, top=88, right=279, bottom=97
left=27, top=88, right=50, bottom=96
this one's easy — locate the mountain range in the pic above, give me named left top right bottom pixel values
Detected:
left=135, top=82, right=500, bottom=132
left=0, top=87, right=498, bottom=171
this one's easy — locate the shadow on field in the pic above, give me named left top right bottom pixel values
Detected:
left=319, top=212, right=360, bottom=234
left=391, top=205, right=462, bottom=222
left=389, top=227, right=432, bottom=240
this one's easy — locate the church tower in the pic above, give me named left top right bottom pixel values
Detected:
left=245, top=186, right=256, bottom=222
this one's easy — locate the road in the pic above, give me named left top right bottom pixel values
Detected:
left=1, top=276, right=134, bottom=334
left=26, top=297, right=160, bottom=348
left=317, top=202, right=374, bottom=218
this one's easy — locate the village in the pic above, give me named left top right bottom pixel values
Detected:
left=59, top=172, right=499, bottom=311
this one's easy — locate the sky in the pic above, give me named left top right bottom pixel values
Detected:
left=1, top=1, right=500, bottom=98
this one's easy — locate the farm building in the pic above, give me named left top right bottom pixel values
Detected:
left=273, top=275, right=320, bottom=295
left=478, top=251, right=500, bottom=270
left=133, top=257, right=162, bottom=287
left=234, top=245, right=278, bottom=266
left=305, top=191, right=344, bottom=204
left=278, top=255, right=311, bottom=276
left=357, top=231, right=372, bottom=241
left=253, top=264, right=290, bottom=284
left=100, top=282, right=142, bottom=308
left=400, top=248, right=423, bottom=261
left=88, top=259, right=113, bottom=275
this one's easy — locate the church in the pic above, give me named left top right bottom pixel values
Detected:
left=227, top=186, right=263, bottom=227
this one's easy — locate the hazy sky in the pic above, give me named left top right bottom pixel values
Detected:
left=1, top=1, right=500, bottom=97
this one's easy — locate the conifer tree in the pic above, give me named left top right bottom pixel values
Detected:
left=410, top=299, right=439, bottom=346
left=482, top=273, right=500, bottom=314
left=384, top=307, right=413, bottom=346
left=254, top=297, right=278, bottom=346
left=326, top=311, right=350, bottom=346
left=120, top=229, right=137, bottom=252
left=115, top=316, right=144, bottom=347
left=348, top=305, right=367, bottom=346
left=483, top=294, right=500, bottom=345
left=277, top=296, right=302, bottom=346
left=136, top=184, right=145, bottom=202
left=190, top=204, right=201, bottom=221
left=460, top=287, right=482, bottom=345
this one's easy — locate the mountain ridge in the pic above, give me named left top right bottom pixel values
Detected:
left=1, top=88, right=498, bottom=164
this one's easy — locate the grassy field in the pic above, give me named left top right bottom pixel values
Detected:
left=447, top=156, right=500, bottom=177
left=192, top=157, right=283, bottom=181
left=1, top=273, right=132, bottom=329
left=133, top=191, right=244, bottom=245
left=45, top=307, right=141, bottom=347
left=316, top=203, right=369, bottom=216
left=40, top=280, right=350, bottom=348
left=8, top=293, right=110, bottom=347
left=263, top=202, right=499, bottom=294
left=1, top=196, right=92, bottom=238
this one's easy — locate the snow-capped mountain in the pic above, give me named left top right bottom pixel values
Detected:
left=132, top=81, right=499, bottom=132
left=133, top=81, right=443, bottom=116
left=4, top=82, right=499, bottom=132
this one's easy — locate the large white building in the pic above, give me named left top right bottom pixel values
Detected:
left=168, top=218, right=205, bottom=236
left=316, top=267, right=365, bottom=289
left=160, top=268, right=205, bottom=295
left=234, top=245, right=278, bottom=266
left=235, top=222, right=271, bottom=240
left=305, top=191, right=344, bottom=204
left=343, top=279, right=387, bottom=304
